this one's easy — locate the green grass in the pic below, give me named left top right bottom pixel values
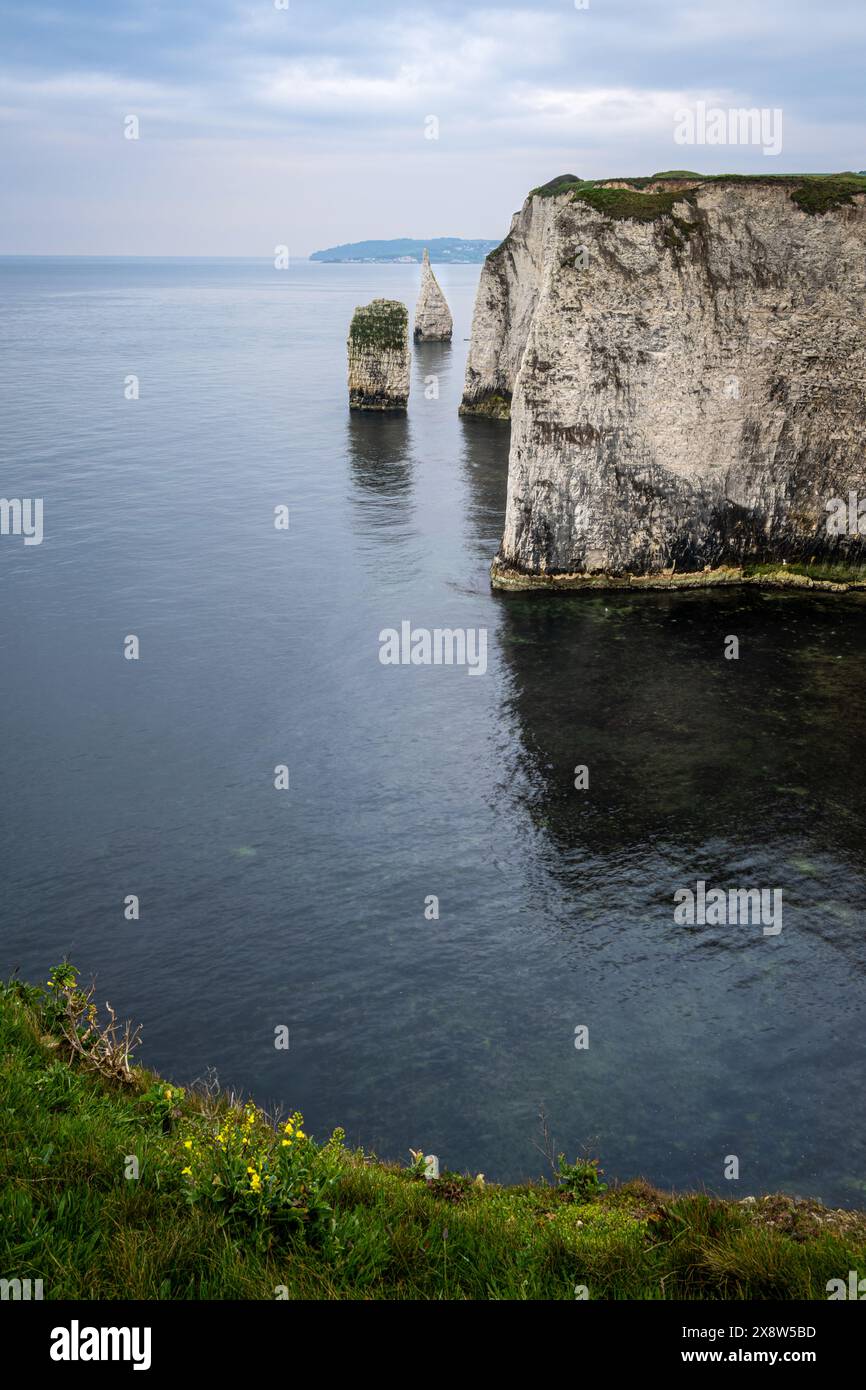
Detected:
left=526, top=172, right=866, bottom=220
left=789, top=174, right=866, bottom=214
left=570, top=181, right=699, bottom=223
left=3, top=973, right=865, bottom=1300
left=528, top=173, right=584, bottom=198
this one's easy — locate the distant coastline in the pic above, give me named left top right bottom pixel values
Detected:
left=310, top=236, right=498, bottom=264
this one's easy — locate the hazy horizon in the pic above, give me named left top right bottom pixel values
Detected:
left=0, top=250, right=487, bottom=260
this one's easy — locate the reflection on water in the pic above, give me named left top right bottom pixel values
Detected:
left=347, top=412, right=413, bottom=503
left=459, top=417, right=510, bottom=562
left=346, top=411, right=420, bottom=580
left=486, top=581, right=866, bottom=1202
left=412, top=340, right=453, bottom=378
left=496, top=588, right=866, bottom=867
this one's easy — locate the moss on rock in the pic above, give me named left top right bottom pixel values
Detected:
left=459, top=390, right=512, bottom=420
left=348, top=299, right=409, bottom=350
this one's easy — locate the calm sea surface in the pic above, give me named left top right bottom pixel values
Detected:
left=2, top=255, right=866, bottom=1203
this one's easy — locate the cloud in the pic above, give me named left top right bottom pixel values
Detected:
left=0, top=0, right=864, bottom=254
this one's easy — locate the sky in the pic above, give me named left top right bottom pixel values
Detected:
left=0, top=0, right=864, bottom=256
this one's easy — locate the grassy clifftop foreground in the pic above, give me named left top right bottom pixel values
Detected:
left=2, top=969, right=865, bottom=1301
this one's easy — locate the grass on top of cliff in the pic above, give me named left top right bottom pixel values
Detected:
left=528, top=173, right=866, bottom=219
left=570, top=181, right=699, bottom=223
left=3, top=967, right=866, bottom=1301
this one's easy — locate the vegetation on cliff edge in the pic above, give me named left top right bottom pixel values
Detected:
left=526, top=172, right=866, bottom=220
left=2, top=967, right=865, bottom=1301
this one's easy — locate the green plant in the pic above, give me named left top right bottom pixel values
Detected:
left=426, top=1171, right=473, bottom=1203
left=177, top=1104, right=343, bottom=1248
left=1, top=975, right=45, bottom=1009
left=44, top=961, right=142, bottom=1080
left=406, top=1148, right=429, bottom=1180
left=556, top=1155, right=608, bottom=1200
left=140, top=1080, right=186, bottom=1130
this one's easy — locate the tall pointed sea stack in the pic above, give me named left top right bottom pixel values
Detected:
left=413, top=249, right=453, bottom=342
left=347, top=299, right=410, bottom=411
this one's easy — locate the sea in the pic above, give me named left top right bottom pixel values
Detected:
left=2, top=254, right=866, bottom=1203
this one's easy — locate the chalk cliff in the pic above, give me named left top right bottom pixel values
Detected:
left=348, top=299, right=410, bottom=411
left=461, top=174, right=866, bottom=587
left=413, top=249, right=453, bottom=341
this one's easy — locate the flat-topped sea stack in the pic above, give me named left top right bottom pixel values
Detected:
left=348, top=299, right=410, bottom=411
left=413, top=248, right=453, bottom=342
left=461, top=172, right=866, bottom=590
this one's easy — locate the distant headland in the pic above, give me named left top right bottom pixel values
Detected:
left=310, top=237, right=498, bottom=264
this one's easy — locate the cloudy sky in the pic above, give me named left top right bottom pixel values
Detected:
left=1, top=0, right=863, bottom=256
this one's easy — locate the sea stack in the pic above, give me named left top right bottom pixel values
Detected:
left=462, top=173, right=866, bottom=588
left=347, top=299, right=410, bottom=411
left=413, top=248, right=453, bottom=342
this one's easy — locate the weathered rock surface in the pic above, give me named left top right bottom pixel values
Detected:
left=459, top=193, right=560, bottom=418
left=413, top=249, right=453, bottom=341
left=348, top=299, right=410, bottom=411
left=462, top=174, right=866, bottom=585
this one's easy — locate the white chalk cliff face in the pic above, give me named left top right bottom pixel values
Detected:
left=460, top=194, right=560, bottom=419
left=413, top=249, right=453, bottom=342
left=462, top=175, right=866, bottom=586
left=348, top=299, right=410, bottom=411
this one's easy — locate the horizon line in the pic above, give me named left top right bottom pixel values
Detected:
left=0, top=253, right=316, bottom=261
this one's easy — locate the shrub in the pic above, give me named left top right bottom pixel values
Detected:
left=45, top=962, right=142, bottom=1081
left=177, top=1103, right=346, bottom=1248
left=556, top=1155, right=607, bottom=1200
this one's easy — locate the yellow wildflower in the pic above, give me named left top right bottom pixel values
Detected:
left=181, top=1166, right=192, bottom=1177
left=183, top=1140, right=192, bottom=1150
